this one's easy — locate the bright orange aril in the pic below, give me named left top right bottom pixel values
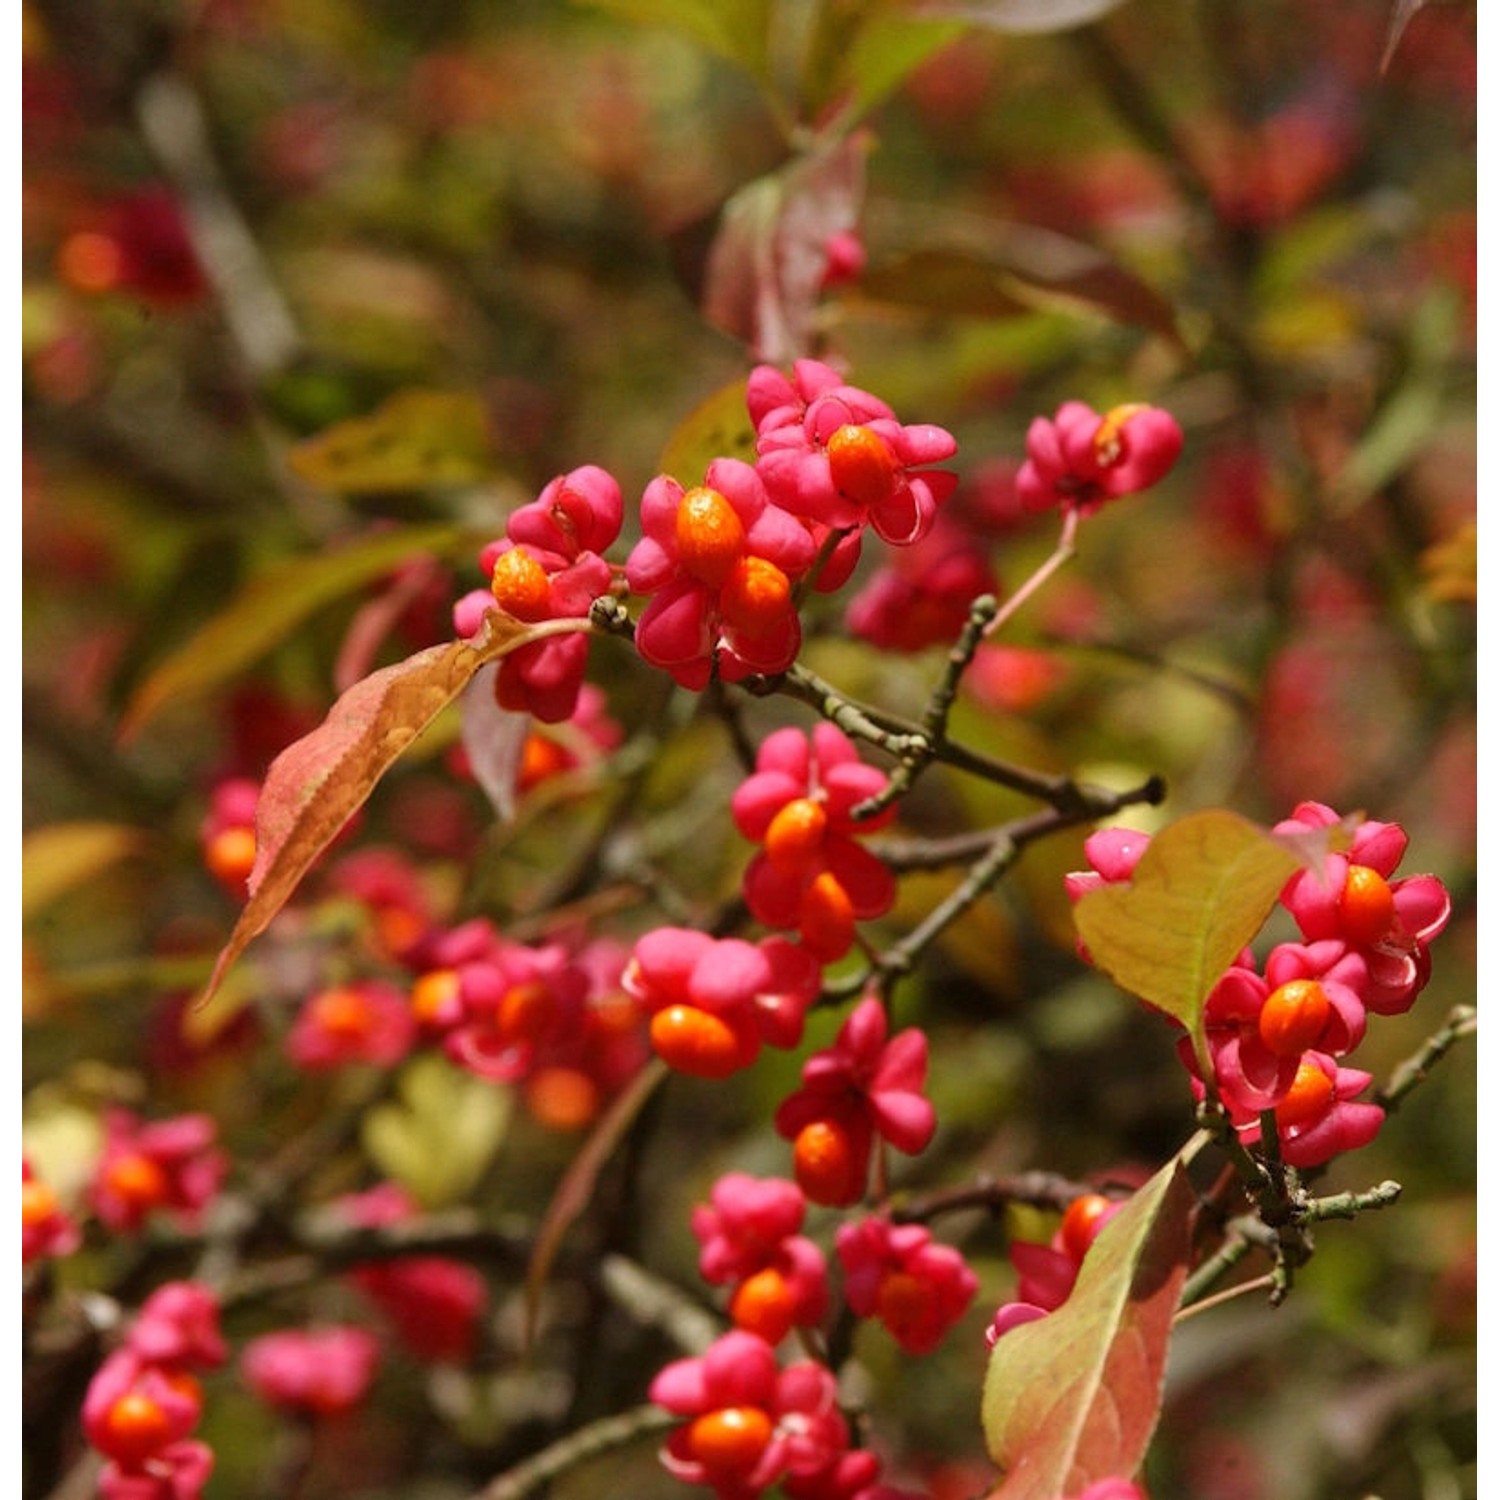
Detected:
left=205, top=825, right=256, bottom=887
left=1275, top=1060, right=1336, bottom=1130
left=793, top=1118, right=863, bottom=1206
left=98, top=1391, right=173, bottom=1468
left=799, top=871, right=855, bottom=961
left=309, top=986, right=374, bottom=1039
left=763, top=798, right=828, bottom=874
left=57, top=232, right=124, bottom=295
left=103, top=1152, right=168, bottom=1210
left=685, top=1407, right=774, bottom=1476
left=675, top=487, right=746, bottom=588
left=650, top=1004, right=745, bottom=1079
left=410, top=968, right=460, bottom=1025
left=719, top=555, right=792, bottom=637
left=21, top=1179, right=59, bottom=1229
left=1059, top=1192, right=1115, bottom=1263
left=518, top=733, right=572, bottom=791
left=526, top=1067, right=600, bottom=1131
left=826, top=424, right=897, bottom=508
left=490, top=547, right=553, bottom=620
left=730, top=1267, right=797, bottom=1344
left=497, top=980, right=554, bottom=1040
left=1092, top=404, right=1148, bottom=466
left=875, top=1271, right=935, bottom=1345
left=1258, top=978, right=1331, bottom=1058
left=1341, top=864, right=1396, bottom=947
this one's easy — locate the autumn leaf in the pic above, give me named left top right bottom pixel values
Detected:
left=286, top=388, right=495, bottom=494
left=23, top=822, right=148, bottom=921
left=980, top=1155, right=1195, bottom=1499
left=1073, top=810, right=1299, bottom=1074
left=857, top=212, right=1185, bottom=351
left=656, top=377, right=756, bottom=485
left=697, top=135, right=869, bottom=363
left=199, top=610, right=592, bottom=1006
left=119, top=523, right=480, bottom=741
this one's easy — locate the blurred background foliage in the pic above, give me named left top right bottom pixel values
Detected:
left=22, top=1, right=1475, bottom=1497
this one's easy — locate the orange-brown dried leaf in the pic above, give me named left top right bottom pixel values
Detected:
left=199, top=611, right=572, bottom=1006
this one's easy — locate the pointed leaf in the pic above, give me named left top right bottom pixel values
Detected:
left=119, top=523, right=477, bottom=740
left=859, top=216, right=1184, bottom=349
left=656, top=377, right=756, bottom=484
left=911, top=0, right=1127, bottom=31
left=701, top=136, right=869, bottom=362
left=199, top=611, right=590, bottom=1006
left=460, top=664, right=530, bottom=823
left=981, top=1156, right=1195, bottom=1498
left=525, top=1058, right=668, bottom=1347
left=802, top=8, right=966, bottom=124
left=286, top=389, right=495, bottom=494
left=23, top=823, right=148, bottom=921
left=1073, top=810, right=1299, bottom=1068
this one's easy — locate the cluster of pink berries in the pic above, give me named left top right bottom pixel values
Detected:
left=292, top=862, right=650, bottom=1132
left=81, top=1282, right=225, bottom=1500
left=167, top=367, right=1187, bottom=1500
left=1065, top=801, right=1452, bottom=1168
left=646, top=994, right=979, bottom=1499
left=447, top=362, right=1182, bottom=718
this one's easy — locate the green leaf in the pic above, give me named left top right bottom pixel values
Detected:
left=363, top=1053, right=512, bottom=1209
left=1328, top=288, right=1459, bottom=515
left=801, top=3, right=965, bottom=124
left=22, top=823, right=148, bottom=921
left=857, top=215, right=1185, bottom=349
left=981, top=1156, right=1195, bottom=1498
left=286, top=388, right=495, bottom=494
left=573, top=0, right=773, bottom=82
left=1072, top=810, right=1299, bottom=1071
left=656, top=377, right=756, bottom=483
left=198, top=611, right=588, bottom=1008
left=119, top=523, right=478, bottom=740
left=910, top=0, right=1127, bottom=33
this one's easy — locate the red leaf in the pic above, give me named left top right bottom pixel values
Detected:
left=199, top=611, right=587, bottom=1006
left=980, top=1156, right=1195, bottom=1498
left=699, top=135, right=869, bottom=362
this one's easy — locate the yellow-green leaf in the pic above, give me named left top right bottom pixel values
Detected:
left=1073, top=810, right=1299, bottom=1071
left=287, top=388, right=495, bottom=494
left=656, top=378, right=755, bottom=483
left=363, top=1053, right=512, bottom=1209
left=119, top=523, right=479, bottom=740
left=23, top=823, right=148, bottom=921
left=981, top=1156, right=1194, bottom=1497
left=198, top=611, right=591, bottom=1007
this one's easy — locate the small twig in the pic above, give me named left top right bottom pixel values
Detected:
left=473, top=1403, right=678, bottom=1500
left=1297, top=1180, right=1403, bottom=1224
left=893, top=1170, right=1116, bottom=1225
left=981, top=508, right=1079, bottom=639
left=850, top=594, right=1000, bottom=821
left=1174, top=1271, right=1277, bottom=1324
left=1374, top=1004, right=1477, bottom=1115
left=1179, top=1224, right=1260, bottom=1309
